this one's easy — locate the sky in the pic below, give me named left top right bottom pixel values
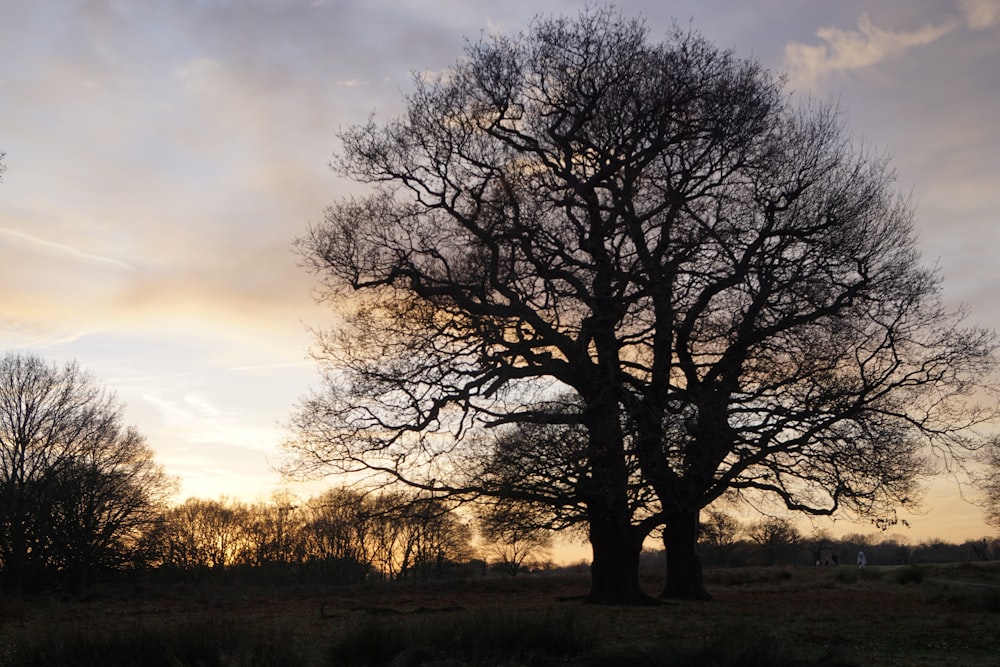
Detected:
left=1, top=0, right=998, bottom=549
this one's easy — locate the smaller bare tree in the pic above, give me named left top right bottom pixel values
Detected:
left=803, top=528, right=836, bottom=566
left=397, top=498, right=474, bottom=581
left=152, top=497, right=250, bottom=572
left=242, top=493, right=306, bottom=571
left=477, top=502, right=553, bottom=575
left=747, top=517, right=801, bottom=566
left=301, top=487, right=376, bottom=583
left=699, top=509, right=743, bottom=567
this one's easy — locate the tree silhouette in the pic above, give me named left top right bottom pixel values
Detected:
left=981, top=440, right=1000, bottom=530
left=285, top=7, right=997, bottom=602
left=747, top=517, right=801, bottom=566
left=0, top=353, right=173, bottom=595
left=476, top=501, right=553, bottom=575
left=699, top=508, right=744, bottom=566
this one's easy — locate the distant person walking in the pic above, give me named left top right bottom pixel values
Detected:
left=857, top=550, right=867, bottom=569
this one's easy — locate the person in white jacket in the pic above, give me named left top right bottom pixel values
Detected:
left=857, top=550, right=867, bottom=569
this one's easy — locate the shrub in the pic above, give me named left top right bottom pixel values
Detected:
left=925, top=583, right=1000, bottom=613
left=0, top=619, right=306, bottom=667
left=891, top=565, right=924, bottom=586
left=326, top=607, right=595, bottom=666
left=324, top=614, right=408, bottom=667
left=834, top=567, right=883, bottom=585
left=668, top=625, right=813, bottom=667
left=703, top=567, right=794, bottom=587
left=587, top=624, right=861, bottom=667
left=833, top=568, right=858, bottom=584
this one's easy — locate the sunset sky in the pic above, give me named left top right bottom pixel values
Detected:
left=1, top=0, right=998, bottom=547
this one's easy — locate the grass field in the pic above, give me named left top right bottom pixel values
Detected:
left=1, top=562, right=998, bottom=666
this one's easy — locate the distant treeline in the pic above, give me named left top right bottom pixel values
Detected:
left=681, top=510, right=1000, bottom=569
left=144, top=489, right=482, bottom=584
left=0, top=487, right=493, bottom=594
left=3, top=482, right=999, bottom=597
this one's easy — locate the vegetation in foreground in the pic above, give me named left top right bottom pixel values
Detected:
left=2, top=563, right=999, bottom=666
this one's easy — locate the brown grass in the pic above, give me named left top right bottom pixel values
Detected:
left=1, top=563, right=998, bottom=666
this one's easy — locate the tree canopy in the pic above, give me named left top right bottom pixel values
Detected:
left=981, top=441, right=1000, bottom=530
left=0, top=352, right=174, bottom=596
left=285, top=7, right=997, bottom=603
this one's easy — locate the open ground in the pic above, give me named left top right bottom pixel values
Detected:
left=2, top=562, right=999, bottom=666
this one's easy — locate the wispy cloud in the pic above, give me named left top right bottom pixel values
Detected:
left=0, top=317, right=101, bottom=349
left=228, top=362, right=312, bottom=372
left=141, top=391, right=280, bottom=452
left=785, top=13, right=955, bottom=87
left=0, top=225, right=134, bottom=270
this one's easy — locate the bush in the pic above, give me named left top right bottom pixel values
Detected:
left=586, top=624, right=860, bottom=667
left=833, top=568, right=858, bottom=584
left=702, top=567, right=794, bottom=587
left=891, top=565, right=924, bottom=586
left=0, top=619, right=306, bottom=667
left=925, top=583, right=1000, bottom=613
left=326, top=607, right=595, bottom=666
left=834, top=567, right=882, bottom=585
left=663, top=629, right=800, bottom=667
left=326, top=609, right=866, bottom=667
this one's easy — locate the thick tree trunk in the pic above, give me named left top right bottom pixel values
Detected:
left=580, top=384, right=654, bottom=605
left=70, top=561, right=91, bottom=596
left=9, top=519, right=26, bottom=600
left=660, top=509, right=711, bottom=600
left=587, top=516, right=653, bottom=605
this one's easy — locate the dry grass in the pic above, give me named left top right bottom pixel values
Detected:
left=1, top=564, right=998, bottom=666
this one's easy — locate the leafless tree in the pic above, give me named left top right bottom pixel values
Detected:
left=359, top=491, right=409, bottom=580
left=466, top=401, right=657, bottom=533
left=398, top=498, right=474, bottom=580
left=699, top=508, right=743, bottom=566
left=285, top=7, right=997, bottom=602
left=802, top=528, right=836, bottom=566
left=38, top=425, right=173, bottom=590
left=747, top=517, right=801, bottom=566
left=0, top=352, right=173, bottom=596
left=300, top=487, right=474, bottom=582
left=241, top=493, right=306, bottom=570
left=301, top=487, right=375, bottom=582
left=476, top=502, right=553, bottom=576
left=980, top=439, right=1000, bottom=530
left=152, top=497, right=257, bottom=573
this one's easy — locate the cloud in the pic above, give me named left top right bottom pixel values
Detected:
left=141, top=389, right=282, bottom=452
left=0, top=225, right=134, bottom=270
left=785, top=13, right=956, bottom=87
left=960, top=0, right=1000, bottom=28
left=0, top=317, right=100, bottom=350
left=228, top=361, right=312, bottom=372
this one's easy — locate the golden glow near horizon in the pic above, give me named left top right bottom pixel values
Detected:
left=1, top=1, right=998, bottom=549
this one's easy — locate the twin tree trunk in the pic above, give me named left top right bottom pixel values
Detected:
left=661, top=509, right=711, bottom=600
left=583, top=400, right=710, bottom=603
left=587, top=513, right=649, bottom=605
left=587, top=507, right=710, bottom=604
